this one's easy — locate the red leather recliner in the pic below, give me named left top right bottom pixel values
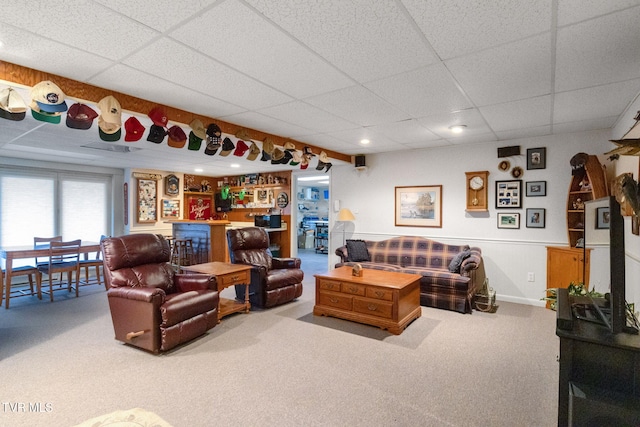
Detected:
left=101, top=234, right=219, bottom=353
left=227, top=227, right=303, bottom=308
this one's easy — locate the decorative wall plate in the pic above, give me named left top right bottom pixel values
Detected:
left=511, top=166, right=523, bottom=178
left=498, top=160, right=510, bottom=172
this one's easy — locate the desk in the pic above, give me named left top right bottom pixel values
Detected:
left=0, top=241, right=101, bottom=309
left=181, top=262, right=252, bottom=320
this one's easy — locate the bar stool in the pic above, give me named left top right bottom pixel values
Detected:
left=170, top=238, right=194, bottom=272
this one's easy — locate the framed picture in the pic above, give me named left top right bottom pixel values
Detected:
left=596, top=206, right=610, bottom=229
left=495, top=180, right=522, bottom=209
left=161, top=199, right=180, bottom=218
left=137, top=178, right=157, bottom=223
left=527, top=147, right=546, bottom=170
left=497, top=213, right=520, bottom=229
left=526, top=180, right=546, bottom=197
left=187, top=195, right=212, bottom=220
left=395, top=185, right=442, bottom=227
left=164, top=174, right=180, bottom=196
left=526, top=208, right=546, bottom=228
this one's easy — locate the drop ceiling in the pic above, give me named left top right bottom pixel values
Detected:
left=1, top=0, right=640, bottom=176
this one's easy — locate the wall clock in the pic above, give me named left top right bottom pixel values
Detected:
left=465, top=171, right=489, bottom=212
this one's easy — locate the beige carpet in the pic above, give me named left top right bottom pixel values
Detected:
left=72, top=408, right=172, bottom=427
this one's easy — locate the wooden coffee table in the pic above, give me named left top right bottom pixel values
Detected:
left=313, top=266, right=421, bottom=335
left=181, top=262, right=252, bottom=320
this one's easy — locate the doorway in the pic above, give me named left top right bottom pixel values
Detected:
left=294, top=174, right=330, bottom=275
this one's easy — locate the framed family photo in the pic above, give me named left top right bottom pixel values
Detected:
left=395, top=185, right=442, bottom=227
left=497, top=213, right=520, bottom=229
left=526, top=181, right=546, bottom=197
left=527, top=147, right=546, bottom=170
left=526, top=208, right=546, bottom=228
left=495, top=180, right=522, bottom=209
left=596, top=206, right=610, bottom=229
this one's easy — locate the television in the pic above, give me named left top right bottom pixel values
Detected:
left=576, top=196, right=636, bottom=334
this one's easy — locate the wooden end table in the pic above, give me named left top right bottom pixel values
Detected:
left=181, top=262, right=252, bottom=320
left=314, top=266, right=421, bottom=335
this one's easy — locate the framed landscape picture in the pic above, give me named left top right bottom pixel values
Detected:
left=497, top=213, right=520, bottom=229
left=526, top=208, right=545, bottom=228
left=495, top=180, right=522, bottom=209
left=395, top=185, right=442, bottom=227
left=526, top=180, right=546, bottom=197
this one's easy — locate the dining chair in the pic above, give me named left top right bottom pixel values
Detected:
left=34, top=236, right=63, bottom=284
left=79, top=235, right=108, bottom=289
left=1, top=264, right=42, bottom=308
left=37, top=239, right=82, bottom=302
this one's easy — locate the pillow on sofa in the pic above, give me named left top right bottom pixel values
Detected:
left=448, top=250, right=471, bottom=273
left=346, top=239, right=370, bottom=262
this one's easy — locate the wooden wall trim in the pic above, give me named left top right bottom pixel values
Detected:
left=0, top=61, right=352, bottom=164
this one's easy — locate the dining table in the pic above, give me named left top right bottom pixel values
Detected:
left=0, top=241, right=101, bottom=309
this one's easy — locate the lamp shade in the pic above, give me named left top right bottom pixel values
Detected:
left=337, top=208, right=355, bottom=221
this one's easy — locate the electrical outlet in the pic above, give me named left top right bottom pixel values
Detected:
left=527, top=272, right=535, bottom=282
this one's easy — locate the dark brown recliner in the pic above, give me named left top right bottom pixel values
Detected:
left=227, top=227, right=303, bottom=308
left=101, top=234, right=219, bottom=353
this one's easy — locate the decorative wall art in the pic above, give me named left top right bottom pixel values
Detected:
left=161, top=199, right=180, bottom=218
left=526, top=208, right=546, bottom=228
left=395, top=185, right=442, bottom=227
left=187, top=195, right=212, bottom=220
left=497, top=213, right=520, bottom=229
left=137, top=178, right=157, bottom=223
left=527, top=147, right=546, bottom=170
left=596, top=206, right=610, bottom=229
left=164, top=174, right=179, bottom=196
left=526, top=181, right=547, bottom=197
left=495, top=180, right=522, bottom=209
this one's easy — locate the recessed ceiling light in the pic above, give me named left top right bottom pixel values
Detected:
left=230, top=163, right=240, bottom=168
left=449, top=125, right=467, bottom=134
left=298, top=176, right=328, bottom=182
left=360, top=139, right=370, bottom=145
left=194, top=168, right=203, bottom=173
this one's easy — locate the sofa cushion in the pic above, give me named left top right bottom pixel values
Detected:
left=346, top=239, right=370, bottom=262
left=448, top=250, right=471, bottom=273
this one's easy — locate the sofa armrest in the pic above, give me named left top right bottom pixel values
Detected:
left=175, top=273, right=217, bottom=292
left=107, top=286, right=166, bottom=305
left=460, top=248, right=482, bottom=275
left=272, top=257, right=301, bottom=269
left=335, top=246, right=348, bottom=262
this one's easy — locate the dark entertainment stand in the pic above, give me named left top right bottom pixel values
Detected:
left=556, top=288, right=640, bottom=426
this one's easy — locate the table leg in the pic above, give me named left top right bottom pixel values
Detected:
left=244, top=281, right=250, bottom=313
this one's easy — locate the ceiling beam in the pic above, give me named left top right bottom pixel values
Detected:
left=0, top=61, right=352, bottom=164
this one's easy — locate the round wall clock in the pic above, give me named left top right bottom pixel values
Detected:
left=465, top=171, right=489, bottom=212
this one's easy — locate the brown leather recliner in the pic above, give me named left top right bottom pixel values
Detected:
left=227, top=227, right=303, bottom=308
left=101, top=234, right=219, bottom=353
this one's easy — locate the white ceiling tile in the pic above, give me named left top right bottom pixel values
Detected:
left=246, top=0, right=438, bottom=82
left=326, top=128, right=400, bottom=151
left=0, top=26, right=113, bottom=82
left=364, top=64, right=473, bottom=118
left=555, top=7, right=640, bottom=92
left=554, top=80, right=640, bottom=124
left=446, top=34, right=552, bottom=106
left=444, top=132, right=498, bottom=145
left=366, top=119, right=440, bottom=145
left=402, top=0, right=551, bottom=59
left=94, top=0, right=218, bottom=32
left=495, top=126, right=552, bottom=141
left=222, top=111, right=315, bottom=139
left=557, top=0, right=640, bottom=26
left=480, top=96, right=552, bottom=132
left=257, top=101, right=358, bottom=133
left=169, top=0, right=354, bottom=99
left=0, top=0, right=158, bottom=60
left=89, top=65, right=245, bottom=119
left=306, top=86, right=410, bottom=127
left=553, top=116, right=617, bottom=134
left=123, top=37, right=292, bottom=111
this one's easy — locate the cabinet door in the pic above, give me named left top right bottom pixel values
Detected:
left=547, top=247, right=590, bottom=289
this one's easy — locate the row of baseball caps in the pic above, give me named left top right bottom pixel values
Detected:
left=0, top=81, right=332, bottom=171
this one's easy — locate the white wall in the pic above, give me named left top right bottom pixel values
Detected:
left=329, top=128, right=640, bottom=308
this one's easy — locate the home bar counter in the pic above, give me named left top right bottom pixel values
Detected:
left=166, top=220, right=230, bottom=263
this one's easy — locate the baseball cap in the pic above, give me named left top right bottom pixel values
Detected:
left=261, top=137, right=275, bottom=161
left=233, top=140, right=250, bottom=157
left=219, top=137, right=235, bottom=156
left=167, top=125, right=187, bottom=148
left=0, top=87, right=27, bottom=121
left=246, top=141, right=260, bottom=161
left=284, top=141, right=296, bottom=151
left=98, top=96, right=122, bottom=139
left=289, top=150, right=302, bottom=166
left=124, top=116, right=145, bottom=141
left=147, top=124, right=167, bottom=144
left=66, top=103, right=98, bottom=130
left=148, top=106, right=168, bottom=128
left=188, top=131, right=203, bottom=151
left=190, top=118, right=206, bottom=140
left=206, top=123, right=222, bottom=144
left=30, top=80, right=67, bottom=113
left=30, top=101, right=62, bottom=124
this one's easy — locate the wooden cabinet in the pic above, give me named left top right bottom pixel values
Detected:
left=566, top=155, right=608, bottom=248
left=546, top=246, right=591, bottom=308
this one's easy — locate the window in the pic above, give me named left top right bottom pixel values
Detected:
left=0, top=168, right=112, bottom=268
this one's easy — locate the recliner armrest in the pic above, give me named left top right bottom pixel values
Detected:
left=272, top=257, right=301, bottom=269
left=335, top=246, right=348, bottom=262
left=107, top=286, right=166, bottom=304
left=175, top=274, right=217, bottom=292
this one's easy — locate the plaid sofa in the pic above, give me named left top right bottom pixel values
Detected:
left=335, top=236, right=485, bottom=314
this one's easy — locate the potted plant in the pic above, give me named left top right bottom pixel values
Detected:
left=542, top=282, right=603, bottom=311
